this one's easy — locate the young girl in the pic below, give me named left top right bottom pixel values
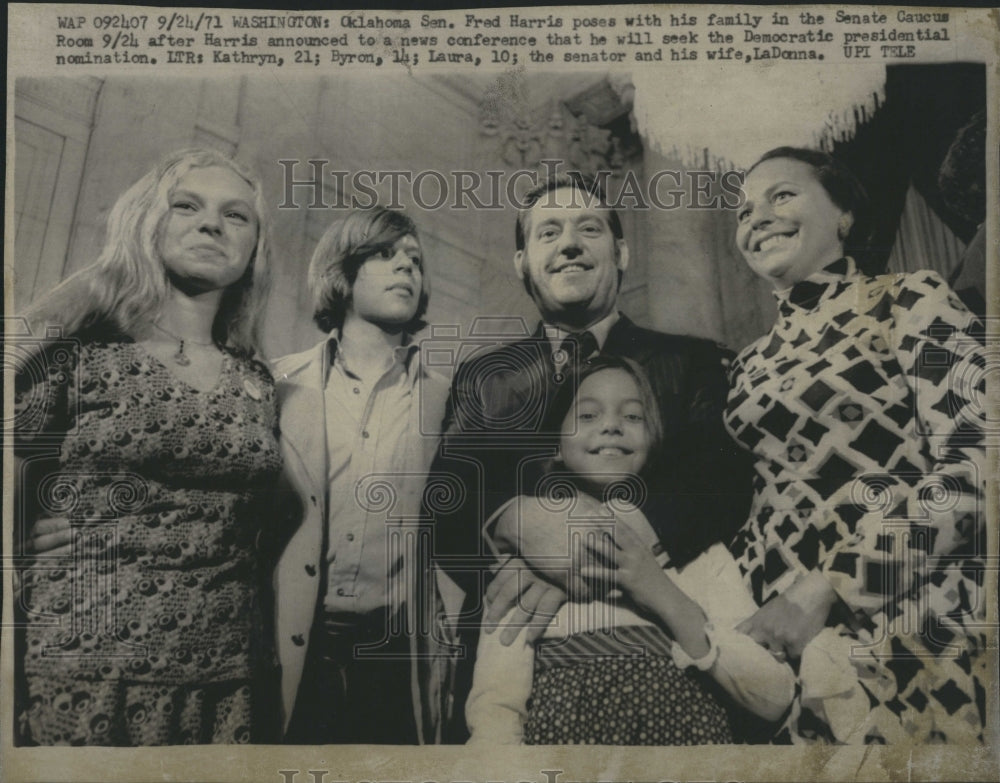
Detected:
left=466, top=355, right=797, bottom=745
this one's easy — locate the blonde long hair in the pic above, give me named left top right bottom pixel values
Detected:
left=23, top=148, right=272, bottom=356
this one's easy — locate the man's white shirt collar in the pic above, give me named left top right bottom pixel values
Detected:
left=542, top=310, right=620, bottom=353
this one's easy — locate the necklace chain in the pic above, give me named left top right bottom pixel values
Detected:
left=151, top=321, right=216, bottom=367
left=151, top=321, right=215, bottom=346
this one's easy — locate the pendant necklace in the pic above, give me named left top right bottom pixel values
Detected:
left=151, top=322, right=214, bottom=367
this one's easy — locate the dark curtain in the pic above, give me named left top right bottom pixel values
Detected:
left=828, top=63, right=987, bottom=274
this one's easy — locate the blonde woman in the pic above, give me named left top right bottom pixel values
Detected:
left=14, top=148, right=282, bottom=745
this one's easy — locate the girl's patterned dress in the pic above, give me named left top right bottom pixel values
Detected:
left=14, top=335, right=282, bottom=745
left=725, top=257, right=987, bottom=744
left=467, top=496, right=797, bottom=746
left=521, top=625, right=733, bottom=745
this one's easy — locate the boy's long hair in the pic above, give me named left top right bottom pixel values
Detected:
left=308, top=206, right=429, bottom=334
left=21, top=148, right=271, bottom=357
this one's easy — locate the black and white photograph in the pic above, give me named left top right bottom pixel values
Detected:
left=3, top=4, right=998, bottom=782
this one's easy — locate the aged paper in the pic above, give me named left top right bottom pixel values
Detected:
left=4, top=3, right=998, bottom=782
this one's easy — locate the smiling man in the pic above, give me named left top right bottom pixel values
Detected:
left=512, top=180, right=628, bottom=333
left=430, top=173, right=752, bottom=740
left=270, top=207, right=451, bottom=744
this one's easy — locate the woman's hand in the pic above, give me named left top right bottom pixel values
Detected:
left=22, top=516, right=73, bottom=557
left=736, top=571, right=839, bottom=662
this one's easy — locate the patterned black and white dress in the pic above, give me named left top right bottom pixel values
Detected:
left=14, top=335, right=282, bottom=745
left=725, top=258, right=987, bottom=743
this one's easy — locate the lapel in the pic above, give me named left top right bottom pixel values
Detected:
left=603, top=314, right=644, bottom=361
left=274, top=341, right=328, bottom=496
left=490, top=323, right=555, bottom=427
left=406, top=357, right=442, bottom=476
left=401, top=354, right=429, bottom=491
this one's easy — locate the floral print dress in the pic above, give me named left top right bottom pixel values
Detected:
left=724, top=258, right=987, bottom=744
left=14, top=335, right=282, bottom=745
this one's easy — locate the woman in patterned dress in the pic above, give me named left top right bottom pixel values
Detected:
left=726, top=147, right=987, bottom=743
left=13, top=148, right=282, bottom=745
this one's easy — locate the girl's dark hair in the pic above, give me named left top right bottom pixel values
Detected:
left=528, top=355, right=662, bottom=510
left=533, top=354, right=726, bottom=569
left=750, top=146, right=873, bottom=263
left=542, top=354, right=662, bottom=457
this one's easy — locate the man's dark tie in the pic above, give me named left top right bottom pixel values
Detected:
left=553, top=330, right=598, bottom=382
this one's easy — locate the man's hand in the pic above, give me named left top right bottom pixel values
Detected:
left=736, top=571, right=839, bottom=662
left=491, top=493, right=613, bottom=591
left=485, top=496, right=661, bottom=646
left=483, top=557, right=568, bottom=646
